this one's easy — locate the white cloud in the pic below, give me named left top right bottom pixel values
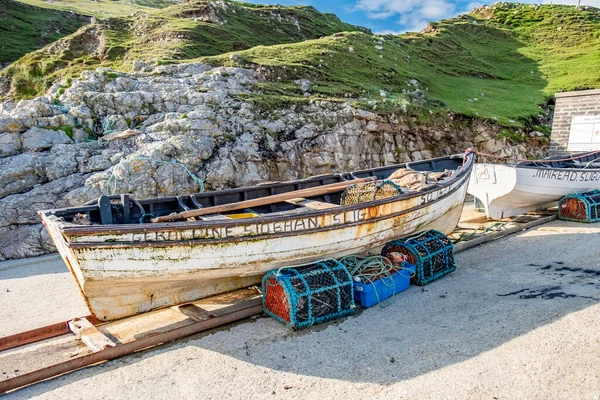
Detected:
left=356, top=0, right=464, bottom=33
left=377, top=29, right=404, bottom=35
left=420, top=0, right=457, bottom=19
left=362, top=0, right=600, bottom=35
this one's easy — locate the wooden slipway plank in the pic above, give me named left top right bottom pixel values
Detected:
left=0, top=288, right=262, bottom=393
left=0, top=304, right=263, bottom=394
left=68, top=318, right=116, bottom=352
left=453, top=214, right=557, bottom=253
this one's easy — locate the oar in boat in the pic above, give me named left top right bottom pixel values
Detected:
left=151, top=177, right=374, bottom=223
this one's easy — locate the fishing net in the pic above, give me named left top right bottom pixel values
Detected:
left=339, top=255, right=415, bottom=308
left=262, top=260, right=355, bottom=330
left=381, top=230, right=455, bottom=285
left=558, top=190, right=600, bottom=223
left=340, top=180, right=403, bottom=205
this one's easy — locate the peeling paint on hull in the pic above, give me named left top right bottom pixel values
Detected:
left=41, top=158, right=473, bottom=321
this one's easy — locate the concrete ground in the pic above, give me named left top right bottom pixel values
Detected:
left=1, top=220, right=599, bottom=399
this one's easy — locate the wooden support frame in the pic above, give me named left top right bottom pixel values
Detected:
left=68, top=318, right=116, bottom=352
left=0, top=315, right=100, bottom=352
left=0, top=292, right=263, bottom=394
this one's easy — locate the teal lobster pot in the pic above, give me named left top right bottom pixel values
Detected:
left=262, top=260, right=355, bottom=330
left=558, top=190, right=600, bottom=223
left=381, top=230, right=455, bottom=285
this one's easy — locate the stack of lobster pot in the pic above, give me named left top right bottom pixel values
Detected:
left=381, top=229, right=456, bottom=285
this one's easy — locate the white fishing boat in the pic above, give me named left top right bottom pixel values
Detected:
left=468, top=150, right=600, bottom=219
left=40, top=153, right=475, bottom=321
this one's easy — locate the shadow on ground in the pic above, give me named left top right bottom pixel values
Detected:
left=0, top=255, right=64, bottom=280
left=6, top=222, right=600, bottom=397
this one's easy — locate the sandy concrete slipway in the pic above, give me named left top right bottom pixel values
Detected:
left=1, top=219, right=599, bottom=399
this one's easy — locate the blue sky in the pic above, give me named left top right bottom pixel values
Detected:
left=243, top=0, right=599, bottom=34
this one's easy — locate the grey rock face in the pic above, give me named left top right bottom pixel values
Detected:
left=22, top=127, right=73, bottom=151
left=0, top=132, right=21, bottom=157
left=0, top=62, right=547, bottom=260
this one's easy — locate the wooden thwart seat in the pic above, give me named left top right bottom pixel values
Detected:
left=199, top=214, right=231, bottom=221
left=286, top=197, right=340, bottom=210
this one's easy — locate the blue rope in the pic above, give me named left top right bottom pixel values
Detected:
left=102, top=118, right=115, bottom=135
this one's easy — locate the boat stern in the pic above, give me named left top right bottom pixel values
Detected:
left=467, top=163, right=518, bottom=219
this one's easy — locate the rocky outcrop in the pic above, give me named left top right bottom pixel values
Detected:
left=0, top=62, right=547, bottom=260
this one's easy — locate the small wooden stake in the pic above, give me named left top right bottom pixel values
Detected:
left=68, top=318, right=116, bottom=352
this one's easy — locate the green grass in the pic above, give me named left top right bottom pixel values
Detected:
left=47, top=124, right=74, bottom=138
left=476, top=4, right=600, bottom=93
left=2, top=0, right=367, bottom=99
left=0, top=0, right=88, bottom=63
left=4, top=1, right=600, bottom=130
left=203, top=23, right=547, bottom=126
left=200, top=3, right=600, bottom=127
left=16, top=0, right=178, bottom=18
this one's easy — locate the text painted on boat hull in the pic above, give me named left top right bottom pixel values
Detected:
left=533, top=169, right=600, bottom=181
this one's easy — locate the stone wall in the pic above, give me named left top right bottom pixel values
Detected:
left=550, top=89, right=600, bottom=155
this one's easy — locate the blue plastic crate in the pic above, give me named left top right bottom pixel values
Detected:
left=353, top=263, right=415, bottom=308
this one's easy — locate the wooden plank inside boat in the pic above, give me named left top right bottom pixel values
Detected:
left=151, top=177, right=373, bottom=222
left=285, top=198, right=340, bottom=210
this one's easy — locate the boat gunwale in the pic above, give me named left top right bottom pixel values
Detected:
left=66, top=174, right=471, bottom=249
left=515, top=150, right=600, bottom=169
left=41, top=153, right=474, bottom=236
left=514, top=165, right=600, bottom=171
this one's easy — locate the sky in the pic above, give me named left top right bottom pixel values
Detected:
left=243, top=0, right=600, bottom=34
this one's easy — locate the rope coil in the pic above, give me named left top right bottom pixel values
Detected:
left=339, top=255, right=415, bottom=307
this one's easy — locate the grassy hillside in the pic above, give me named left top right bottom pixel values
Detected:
left=1, top=0, right=368, bottom=99
left=205, top=23, right=546, bottom=127
left=16, top=0, right=182, bottom=18
left=203, top=3, right=600, bottom=128
left=480, top=4, right=600, bottom=93
left=3, top=2, right=600, bottom=132
left=0, top=0, right=89, bottom=64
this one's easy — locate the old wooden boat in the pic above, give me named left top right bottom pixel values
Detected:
left=40, top=152, right=475, bottom=321
left=468, top=150, right=600, bottom=219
